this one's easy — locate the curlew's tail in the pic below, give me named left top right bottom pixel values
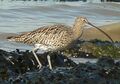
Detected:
left=7, top=36, right=23, bottom=42
left=7, top=33, right=28, bottom=42
left=7, top=36, right=18, bottom=41
left=7, top=32, right=32, bottom=43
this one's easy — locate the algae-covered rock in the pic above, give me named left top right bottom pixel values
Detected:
left=0, top=49, right=120, bottom=84
left=62, top=39, right=120, bottom=58
left=0, top=39, right=120, bottom=84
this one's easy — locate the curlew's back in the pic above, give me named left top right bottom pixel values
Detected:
left=7, top=24, right=76, bottom=50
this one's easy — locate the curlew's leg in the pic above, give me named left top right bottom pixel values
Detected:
left=47, top=55, right=52, bottom=70
left=32, top=47, right=42, bottom=69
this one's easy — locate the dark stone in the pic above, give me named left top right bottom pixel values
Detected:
left=0, top=43, right=120, bottom=84
left=97, top=57, right=115, bottom=67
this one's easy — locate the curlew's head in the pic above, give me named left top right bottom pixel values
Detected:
left=73, top=16, right=89, bottom=30
left=73, top=17, right=89, bottom=39
left=75, top=16, right=88, bottom=25
left=74, top=16, right=114, bottom=43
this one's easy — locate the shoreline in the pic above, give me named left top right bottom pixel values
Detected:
left=0, top=22, right=120, bottom=41
left=82, top=22, right=120, bottom=41
left=0, top=49, right=120, bottom=84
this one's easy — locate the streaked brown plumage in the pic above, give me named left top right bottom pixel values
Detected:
left=7, top=16, right=86, bottom=69
left=7, top=16, right=113, bottom=70
left=8, top=17, right=85, bottom=51
left=11, top=25, right=74, bottom=49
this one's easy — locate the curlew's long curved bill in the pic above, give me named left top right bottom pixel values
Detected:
left=87, top=22, right=114, bottom=43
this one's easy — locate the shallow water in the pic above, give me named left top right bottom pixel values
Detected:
left=0, top=1, right=120, bottom=51
left=0, top=40, right=33, bottom=51
left=0, top=1, right=120, bottom=33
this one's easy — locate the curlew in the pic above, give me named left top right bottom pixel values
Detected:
left=7, top=16, right=113, bottom=70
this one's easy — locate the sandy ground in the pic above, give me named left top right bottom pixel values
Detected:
left=0, top=22, right=120, bottom=41
left=81, top=22, right=120, bottom=41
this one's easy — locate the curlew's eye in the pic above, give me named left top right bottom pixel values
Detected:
left=81, top=18, right=88, bottom=23
left=81, top=18, right=85, bottom=21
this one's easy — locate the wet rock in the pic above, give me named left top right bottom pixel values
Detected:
left=62, top=39, right=120, bottom=58
left=116, top=61, right=120, bottom=67
left=97, top=57, right=115, bottom=67
left=96, top=57, right=120, bottom=80
left=0, top=39, right=120, bottom=84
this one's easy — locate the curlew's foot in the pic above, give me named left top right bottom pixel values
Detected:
left=37, top=65, right=42, bottom=69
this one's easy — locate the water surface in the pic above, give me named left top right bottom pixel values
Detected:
left=0, top=1, right=120, bottom=51
left=0, top=1, right=120, bottom=33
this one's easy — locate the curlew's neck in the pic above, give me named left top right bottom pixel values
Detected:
left=72, top=20, right=85, bottom=39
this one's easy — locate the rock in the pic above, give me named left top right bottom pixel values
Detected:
left=97, top=57, right=115, bottom=67
left=0, top=39, right=120, bottom=84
